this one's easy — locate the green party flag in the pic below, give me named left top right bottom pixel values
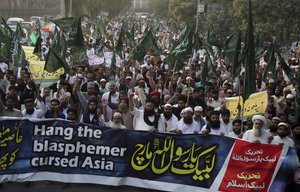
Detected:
left=242, top=0, right=256, bottom=101
left=44, top=48, right=70, bottom=73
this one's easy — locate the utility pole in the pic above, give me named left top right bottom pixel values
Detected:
left=61, top=0, right=66, bottom=17
left=196, top=0, right=200, bottom=33
left=69, top=0, right=72, bottom=17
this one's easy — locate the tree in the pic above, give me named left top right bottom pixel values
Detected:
left=149, top=0, right=170, bottom=18
left=71, top=0, right=131, bottom=19
left=168, top=0, right=197, bottom=23
left=232, top=0, right=300, bottom=42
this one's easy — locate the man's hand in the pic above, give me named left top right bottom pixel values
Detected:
left=174, top=129, right=182, bottom=135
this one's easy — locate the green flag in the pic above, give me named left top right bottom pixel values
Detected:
left=30, top=32, right=37, bottom=44
left=278, top=52, right=293, bottom=81
left=110, top=50, right=117, bottom=78
left=223, top=31, right=241, bottom=78
left=166, top=25, right=193, bottom=70
left=52, top=17, right=86, bottom=62
left=116, top=24, right=125, bottom=54
left=132, top=27, right=161, bottom=61
left=202, top=50, right=215, bottom=85
left=0, top=25, right=11, bottom=60
left=242, top=0, right=256, bottom=101
left=12, top=22, right=26, bottom=67
left=44, top=48, right=70, bottom=73
left=263, top=42, right=276, bottom=81
left=33, top=36, right=42, bottom=55
left=51, top=17, right=76, bottom=32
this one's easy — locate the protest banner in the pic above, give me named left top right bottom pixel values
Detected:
left=22, top=45, right=64, bottom=84
left=28, top=60, right=64, bottom=83
left=0, top=118, right=298, bottom=192
left=226, top=91, right=268, bottom=120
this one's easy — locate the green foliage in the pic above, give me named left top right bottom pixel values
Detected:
left=149, top=0, right=170, bottom=18
left=168, top=0, right=197, bottom=23
left=71, top=0, right=131, bottom=19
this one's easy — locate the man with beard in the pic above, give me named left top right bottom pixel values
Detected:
left=129, top=92, right=162, bottom=132
left=171, top=107, right=200, bottom=134
left=59, top=95, right=70, bottom=118
left=118, top=99, right=134, bottom=130
left=228, top=119, right=243, bottom=138
left=22, top=93, right=47, bottom=118
left=193, top=106, right=206, bottom=129
left=284, top=94, right=296, bottom=125
left=268, top=117, right=281, bottom=136
left=201, top=110, right=227, bottom=136
left=80, top=99, right=104, bottom=126
left=102, top=100, right=127, bottom=129
left=158, top=104, right=178, bottom=133
left=290, top=123, right=300, bottom=148
left=271, top=122, right=294, bottom=147
left=101, top=81, right=119, bottom=120
left=242, top=115, right=272, bottom=144
left=45, top=99, right=66, bottom=119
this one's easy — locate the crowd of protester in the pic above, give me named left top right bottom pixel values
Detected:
left=0, top=15, right=300, bottom=188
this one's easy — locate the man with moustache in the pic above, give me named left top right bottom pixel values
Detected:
left=118, top=99, right=134, bottom=130
left=171, top=107, right=200, bottom=134
left=201, top=110, right=228, bottom=136
left=67, top=108, right=78, bottom=121
left=158, top=104, right=178, bottom=133
left=193, top=106, right=206, bottom=129
left=271, top=122, right=294, bottom=147
left=242, top=115, right=272, bottom=144
left=228, top=119, right=243, bottom=138
left=129, top=92, right=163, bottom=132
left=80, top=99, right=104, bottom=126
left=22, top=93, right=47, bottom=118
left=220, top=109, right=233, bottom=133
left=268, top=117, right=280, bottom=136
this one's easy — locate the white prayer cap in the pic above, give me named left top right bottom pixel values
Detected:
left=286, top=94, right=295, bottom=99
left=126, top=76, right=132, bottom=80
left=252, top=115, right=267, bottom=125
left=164, top=103, right=172, bottom=108
left=186, top=76, right=193, bottom=81
left=183, top=107, right=193, bottom=114
left=194, top=106, right=203, bottom=112
left=113, top=112, right=122, bottom=118
left=272, top=117, right=281, bottom=121
left=278, top=122, right=290, bottom=129
left=100, top=79, right=106, bottom=82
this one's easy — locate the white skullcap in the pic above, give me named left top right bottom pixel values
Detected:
left=113, top=112, right=122, bottom=118
left=100, top=79, right=106, bottom=82
left=252, top=115, right=267, bottom=125
left=194, top=106, right=203, bottom=112
left=278, top=122, right=290, bottom=129
left=164, top=104, right=172, bottom=108
left=183, top=107, right=193, bottom=113
left=286, top=94, right=295, bottom=99
left=272, top=117, right=280, bottom=121
left=126, top=76, right=132, bottom=80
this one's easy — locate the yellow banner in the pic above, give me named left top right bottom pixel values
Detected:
left=22, top=46, right=64, bottom=83
left=29, top=60, right=64, bottom=83
left=226, top=91, right=268, bottom=120
left=22, top=46, right=39, bottom=61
